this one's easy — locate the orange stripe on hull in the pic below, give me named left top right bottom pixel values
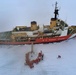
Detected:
left=0, top=35, right=71, bottom=45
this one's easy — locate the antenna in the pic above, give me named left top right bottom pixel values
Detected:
left=54, top=2, right=59, bottom=19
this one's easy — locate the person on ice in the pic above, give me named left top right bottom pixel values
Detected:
left=57, top=55, right=61, bottom=58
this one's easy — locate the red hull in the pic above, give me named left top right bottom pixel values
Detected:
left=0, top=35, right=71, bottom=45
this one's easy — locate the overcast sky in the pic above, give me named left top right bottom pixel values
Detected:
left=0, top=0, right=76, bottom=32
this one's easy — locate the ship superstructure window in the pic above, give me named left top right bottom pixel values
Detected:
left=56, top=20, right=68, bottom=30
left=33, top=32, right=38, bottom=35
left=60, top=20, right=68, bottom=27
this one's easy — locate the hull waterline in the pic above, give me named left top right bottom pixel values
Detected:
left=0, top=35, right=71, bottom=45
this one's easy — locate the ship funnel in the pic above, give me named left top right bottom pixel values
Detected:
left=31, top=21, right=37, bottom=25
left=31, top=21, right=38, bottom=30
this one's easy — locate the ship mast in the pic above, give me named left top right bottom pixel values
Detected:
left=54, top=2, right=59, bottom=19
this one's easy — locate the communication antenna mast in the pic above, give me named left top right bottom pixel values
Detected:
left=54, top=2, right=59, bottom=19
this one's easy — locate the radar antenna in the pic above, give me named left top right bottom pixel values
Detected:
left=54, top=2, right=59, bottom=19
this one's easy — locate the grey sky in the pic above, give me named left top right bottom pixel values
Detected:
left=0, top=0, right=76, bottom=32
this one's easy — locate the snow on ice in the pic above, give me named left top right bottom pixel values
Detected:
left=0, top=38, right=76, bottom=75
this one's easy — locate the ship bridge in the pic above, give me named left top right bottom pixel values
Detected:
left=56, top=19, right=68, bottom=30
